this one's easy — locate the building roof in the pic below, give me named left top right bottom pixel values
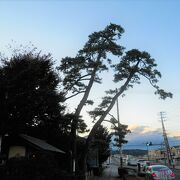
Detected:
left=20, top=134, right=65, bottom=154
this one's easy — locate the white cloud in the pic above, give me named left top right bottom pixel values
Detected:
left=128, top=124, right=180, bottom=137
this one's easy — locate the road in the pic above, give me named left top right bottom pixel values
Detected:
left=88, top=163, right=120, bottom=180
left=88, top=156, right=143, bottom=180
left=174, top=169, right=180, bottom=180
left=88, top=156, right=180, bottom=180
left=111, top=156, right=180, bottom=180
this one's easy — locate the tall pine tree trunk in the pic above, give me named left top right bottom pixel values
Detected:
left=78, top=70, right=135, bottom=179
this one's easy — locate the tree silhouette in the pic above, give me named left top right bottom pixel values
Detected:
left=0, top=50, right=64, bottom=135
left=87, top=49, right=172, bottom=146
left=91, top=125, right=111, bottom=166
left=59, top=24, right=172, bottom=177
left=59, top=23, right=125, bottom=172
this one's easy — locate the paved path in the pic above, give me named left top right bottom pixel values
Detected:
left=87, top=164, right=119, bottom=180
left=87, top=164, right=143, bottom=180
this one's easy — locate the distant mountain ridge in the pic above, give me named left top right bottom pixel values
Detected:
left=111, top=128, right=180, bottom=151
left=112, top=149, right=147, bottom=156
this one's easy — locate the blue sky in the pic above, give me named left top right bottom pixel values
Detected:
left=1, top=0, right=180, bottom=139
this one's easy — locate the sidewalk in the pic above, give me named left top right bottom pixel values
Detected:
left=174, top=165, right=180, bottom=170
left=167, top=165, right=180, bottom=170
left=86, top=165, right=144, bottom=180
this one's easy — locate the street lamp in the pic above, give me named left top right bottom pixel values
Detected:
left=146, top=142, right=152, bottom=161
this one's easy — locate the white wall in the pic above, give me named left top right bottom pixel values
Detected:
left=8, top=146, right=26, bottom=159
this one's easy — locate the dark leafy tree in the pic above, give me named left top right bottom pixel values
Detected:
left=58, top=113, right=89, bottom=136
left=0, top=48, right=90, bottom=170
left=0, top=50, right=65, bottom=135
left=105, top=114, right=131, bottom=149
left=111, top=123, right=130, bottom=148
left=90, top=111, right=130, bottom=153
left=92, top=125, right=111, bottom=166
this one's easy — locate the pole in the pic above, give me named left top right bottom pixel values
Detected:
left=147, top=144, right=149, bottom=161
left=109, top=152, right=111, bottom=164
left=116, top=88, right=122, bottom=168
left=116, top=89, right=120, bottom=124
left=160, top=112, right=173, bottom=166
left=0, top=136, right=2, bottom=154
left=71, top=124, right=77, bottom=179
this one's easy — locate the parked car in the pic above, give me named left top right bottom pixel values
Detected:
left=137, top=159, right=148, bottom=167
left=145, top=165, right=175, bottom=180
left=137, top=159, right=150, bottom=171
left=127, top=159, right=137, bottom=166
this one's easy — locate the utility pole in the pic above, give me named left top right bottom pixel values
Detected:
left=0, top=136, right=2, bottom=154
left=116, top=89, right=123, bottom=168
left=147, top=144, right=149, bottom=161
left=160, top=112, right=173, bottom=166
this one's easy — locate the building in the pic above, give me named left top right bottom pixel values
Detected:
left=149, top=146, right=180, bottom=166
left=0, top=134, right=69, bottom=170
left=149, top=149, right=165, bottom=160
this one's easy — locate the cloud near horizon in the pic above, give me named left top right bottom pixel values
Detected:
left=128, top=124, right=180, bottom=139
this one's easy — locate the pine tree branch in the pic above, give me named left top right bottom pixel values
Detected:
left=64, top=73, right=91, bottom=95
left=64, top=91, right=86, bottom=101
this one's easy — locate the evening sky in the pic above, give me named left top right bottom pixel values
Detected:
left=0, top=0, right=180, bottom=137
